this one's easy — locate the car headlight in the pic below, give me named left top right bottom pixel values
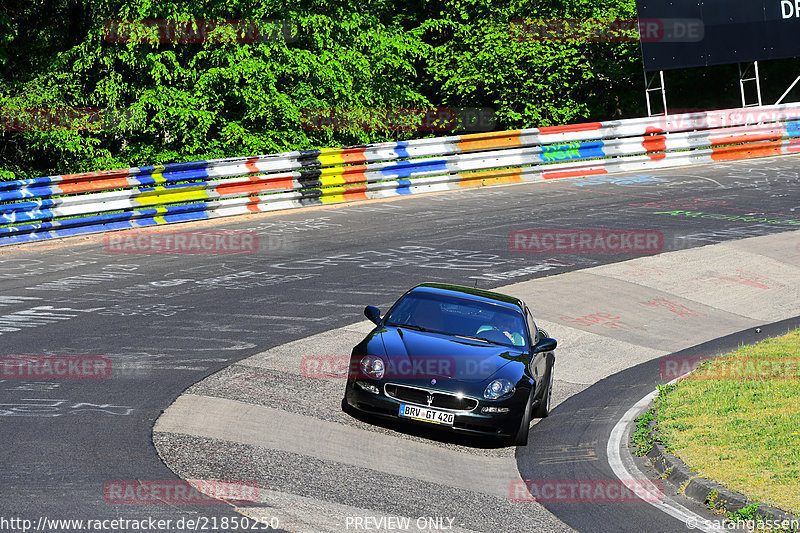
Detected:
left=484, top=378, right=515, bottom=400
left=360, top=355, right=385, bottom=380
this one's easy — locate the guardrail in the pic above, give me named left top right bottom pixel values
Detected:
left=2, top=103, right=799, bottom=246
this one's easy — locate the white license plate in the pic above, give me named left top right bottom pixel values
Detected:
left=398, top=404, right=454, bottom=426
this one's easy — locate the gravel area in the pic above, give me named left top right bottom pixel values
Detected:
left=183, top=363, right=587, bottom=459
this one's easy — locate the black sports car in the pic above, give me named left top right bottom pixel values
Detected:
left=342, top=283, right=557, bottom=445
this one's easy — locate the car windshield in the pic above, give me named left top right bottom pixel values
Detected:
left=384, top=292, right=528, bottom=348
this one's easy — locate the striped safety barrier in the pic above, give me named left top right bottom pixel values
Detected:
left=1, top=103, right=799, bottom=246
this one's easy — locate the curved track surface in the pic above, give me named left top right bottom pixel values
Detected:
left=1, top=155, right=799, bottom=532
left=516, top=316, right=800, bottom=533
left=153, top=232, right=800, bottom=532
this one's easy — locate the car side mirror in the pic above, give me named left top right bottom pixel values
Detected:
left=532, top=337, right=557, bottom=353
left=364, top=305, right=382, bottom=325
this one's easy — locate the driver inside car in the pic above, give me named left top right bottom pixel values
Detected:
left=476, top=312, right=526, bottom=346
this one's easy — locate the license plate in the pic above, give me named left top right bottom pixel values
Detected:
left=398, top=404, right=454, bottom=426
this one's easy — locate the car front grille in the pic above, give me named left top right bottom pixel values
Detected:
left=384, top=384, right=478, bottom=412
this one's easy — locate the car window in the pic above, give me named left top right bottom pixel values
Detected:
left=525, top=307, right=539, bottom=345
left=384, top=292, right=527, bottom=348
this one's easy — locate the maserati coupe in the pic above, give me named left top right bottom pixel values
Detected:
left=342, top=283, right=557, bottom=446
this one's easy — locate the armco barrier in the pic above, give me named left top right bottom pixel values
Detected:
left=1, top=103, right=800, bottom=246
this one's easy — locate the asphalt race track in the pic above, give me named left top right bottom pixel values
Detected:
left=516, top=316, right=800, bottom=533
left=152, top=231, right=799, bottom=532
left=1, top=155, right=799, bottom=532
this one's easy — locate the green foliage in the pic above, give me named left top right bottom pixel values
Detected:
left=632, top=383, right=679, bottom=455
left=631, top=407, right=656, bottom=456
left=729, top=503, right=760, bottom=520
left=725, top=503, right=798, bottom=532
left=707, top=489, right=720, bottom=511
left=426, top=0, right=641, bottom=127
left=0, top=0, right=644, bottom=180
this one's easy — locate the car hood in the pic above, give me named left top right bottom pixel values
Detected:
left=376, top=326, right=525, bottom=383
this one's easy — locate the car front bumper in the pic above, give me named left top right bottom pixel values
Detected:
left=343, top=378, right=529, bottom=437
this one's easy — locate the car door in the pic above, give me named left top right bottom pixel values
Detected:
left=524, top=306, right=548, bottom=397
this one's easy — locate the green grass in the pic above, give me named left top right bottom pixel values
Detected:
left=655, top=329, right=800, bottom=514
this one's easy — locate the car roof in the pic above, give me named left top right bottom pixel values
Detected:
left=409, top=283, right=524, bottom=310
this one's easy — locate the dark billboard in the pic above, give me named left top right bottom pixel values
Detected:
left=636, top=0, right=800, bottom=70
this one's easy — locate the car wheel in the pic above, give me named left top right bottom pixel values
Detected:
left=512, top=390, right=534, bottom=446
left=341, top=396, right=352, bottom=414
left=534, top=368, right=553, bottom=419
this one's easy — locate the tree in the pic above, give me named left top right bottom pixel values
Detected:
left=0, top=0, right=645, bottom=181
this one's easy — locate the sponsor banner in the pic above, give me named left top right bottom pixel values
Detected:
left=509, top=229, right=663, bottom=254
left=1, top=356, right=111, bottom=379
left=636, top=0, right=800, bottom=70
left=103, top=231, right=259, bottom=254
left=103, top=480, right=259, bottom=504
left=510, top=479, right=664, bottom=503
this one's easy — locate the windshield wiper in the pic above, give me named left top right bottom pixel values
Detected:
left=390, top=325, right=508, bottom=346
left=452, top=334, right=505, bottom=346
left=392, top=323, right=436, bottom=333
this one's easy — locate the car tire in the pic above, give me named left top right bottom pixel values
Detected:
left=341, top=396, right=352, bottom=414
left=512, top=390, right=534, bottom=446
left=534, top=368, right=553, bottom=419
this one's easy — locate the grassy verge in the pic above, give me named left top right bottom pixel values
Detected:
left=649, top=329, right=800, bottom=515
